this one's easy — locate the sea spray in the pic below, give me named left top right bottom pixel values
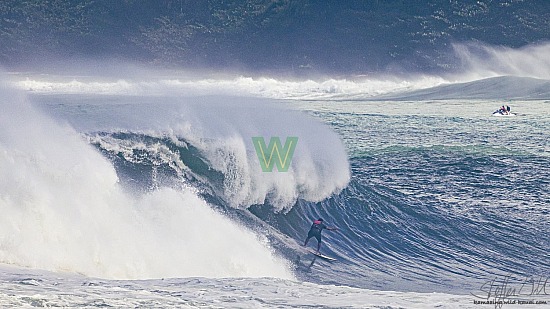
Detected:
left=26, top=94, right=352, bottom=212
left=0, top=77, right=293, bottom=280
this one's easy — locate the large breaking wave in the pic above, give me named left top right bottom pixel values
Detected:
left=0, top=77, right=299, bottom=280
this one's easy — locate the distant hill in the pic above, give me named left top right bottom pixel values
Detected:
left=1, top=0, right=550, bottom=74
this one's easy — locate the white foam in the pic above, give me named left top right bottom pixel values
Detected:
left=0, top=266, right=474, bottom=308
left=66, top=96, right=351, bottom=212
left=13, top=74, right=447, bottom=100
left=0, top=78, right=293, bottom=280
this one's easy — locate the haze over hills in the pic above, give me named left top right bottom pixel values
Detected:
left=1, top=0, right=550, bottom=75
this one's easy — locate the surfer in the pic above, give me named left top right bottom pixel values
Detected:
left=303, top=218, right=338, bottom=254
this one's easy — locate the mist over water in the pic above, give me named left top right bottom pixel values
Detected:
left=453, top=41, right=550, bottom=80
left=9, top=42, right=550, bottom=103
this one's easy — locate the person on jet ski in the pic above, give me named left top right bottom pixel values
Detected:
left=499, top=105, right=509, bottom=115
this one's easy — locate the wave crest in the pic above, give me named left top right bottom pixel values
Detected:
left=84, top=96, right=351, bottom=212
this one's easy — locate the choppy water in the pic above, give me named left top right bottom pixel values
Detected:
left=285, top=99, right=550, bottom=293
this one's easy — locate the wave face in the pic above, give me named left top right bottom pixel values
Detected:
left=96, top=101, right=549, bottom=293
left=287, top=99, right=550, bottom=292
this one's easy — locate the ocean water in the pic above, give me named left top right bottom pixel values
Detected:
left=1, top=71, right=549, bottom=308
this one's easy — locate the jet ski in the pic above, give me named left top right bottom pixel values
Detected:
left=493, top=105, right=515, bottom=116
left=492, top=109, right=516, bottom=116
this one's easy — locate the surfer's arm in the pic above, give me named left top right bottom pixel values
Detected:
left=327, top=226, right=338, bottom=231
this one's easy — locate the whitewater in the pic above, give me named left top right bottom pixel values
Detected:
left=1, top=44, right=550, bottom=308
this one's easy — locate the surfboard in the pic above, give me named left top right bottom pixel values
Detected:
left=308, top=249, right=337, bottom=261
